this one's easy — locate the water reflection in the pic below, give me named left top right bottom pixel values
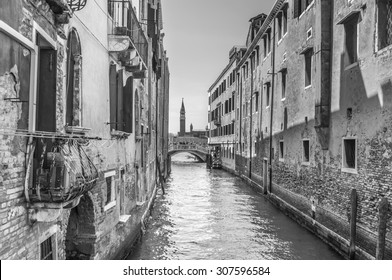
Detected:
left=128, top=153, right=341, bottom=260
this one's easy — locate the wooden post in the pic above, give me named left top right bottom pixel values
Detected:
left=376, top=198, right=389, bottom=260
left=349, top=189, right=357, bottom=260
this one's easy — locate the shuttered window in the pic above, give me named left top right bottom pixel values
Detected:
left=109, top=67, right=133, bottom=133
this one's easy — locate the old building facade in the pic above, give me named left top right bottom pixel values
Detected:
left=0, top=0, right=169, bottom=260
left=209, top=0, right=392, bottom=259
left=208, top=46, right=244, bottom=171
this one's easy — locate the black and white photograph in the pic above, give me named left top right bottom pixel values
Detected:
left=0, top=0, right=391, bottom=278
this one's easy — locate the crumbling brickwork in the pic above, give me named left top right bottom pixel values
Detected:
left=1, top=0, right=170, bottom=260
left=231, top=0, right=392, bottom=259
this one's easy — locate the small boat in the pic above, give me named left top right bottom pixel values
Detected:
left=209, top=145, right=222, bottom=169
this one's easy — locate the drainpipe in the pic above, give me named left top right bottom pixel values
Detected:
left=268, top=18, right=277, bottom=194
left=238, top=72, right=242, bottom=159
left=249, top=54, right=254, bottom=179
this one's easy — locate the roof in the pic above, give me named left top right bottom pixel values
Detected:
left=237, top=0, right=285, bottom=69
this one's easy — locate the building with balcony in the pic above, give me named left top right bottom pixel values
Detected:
left=0, top=0, right=169, bottom=260
left=231, top=0, right=392, bottom=259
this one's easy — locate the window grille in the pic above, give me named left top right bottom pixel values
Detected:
left=68, top=0, right=88, bottom=12
left=387, top=1, right=392, bottom=46
left=382, top=0, right=392, bottom=49
left=40, top=237, right=53, bottom=260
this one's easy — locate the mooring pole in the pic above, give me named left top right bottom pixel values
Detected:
left=349, top=189, right=357, bottom=260
left=376, top=197, right=389, bottom=260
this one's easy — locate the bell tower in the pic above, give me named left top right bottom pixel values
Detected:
left=180, top=98, right=186, bottom=136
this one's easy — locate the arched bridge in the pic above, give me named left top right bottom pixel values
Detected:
left=168, top=143, right=208, bottom=162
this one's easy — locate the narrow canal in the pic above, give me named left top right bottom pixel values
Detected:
left=128, top=154, right=342, bottom=260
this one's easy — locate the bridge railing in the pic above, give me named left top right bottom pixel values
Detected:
left=169, top=143, right=208, bottom=154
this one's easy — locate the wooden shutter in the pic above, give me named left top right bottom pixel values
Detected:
left=109, top=64, right=117, bottom=131
left=37, top=49, right=57, bottom=133
left=147, top=4, right=155, bottom=38
left=116, top=69, right=124, bottom=131
left=123, top=77, right=133, bottom=133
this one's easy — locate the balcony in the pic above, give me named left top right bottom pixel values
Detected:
left=108, top=0, right=148, bottom=71
left=26, top=136, right=98, bottom=222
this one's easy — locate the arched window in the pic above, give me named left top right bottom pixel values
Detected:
left=66, top=28, right=82, bottom=127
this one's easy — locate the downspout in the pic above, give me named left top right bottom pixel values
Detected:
left=249, top=54, right=254, bottom=179
left=238, top=72, right=242, bottom=161
left=268, top=18, right=277, bottom=193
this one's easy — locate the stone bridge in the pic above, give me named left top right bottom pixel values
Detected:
left=168, top=143, right=208, bottom=162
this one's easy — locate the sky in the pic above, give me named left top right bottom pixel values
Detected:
left=160, top=0, right=276, bottom=134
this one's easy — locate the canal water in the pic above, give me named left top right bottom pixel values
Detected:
left=127, top=153, right=342, bottom=260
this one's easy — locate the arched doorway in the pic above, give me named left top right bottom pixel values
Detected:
left=65, top=192, right=97, bottom=259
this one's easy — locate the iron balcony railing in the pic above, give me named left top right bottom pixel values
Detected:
left=26, top=136, right=98, bottom=205
left=108, top=0, right=148, bottom=65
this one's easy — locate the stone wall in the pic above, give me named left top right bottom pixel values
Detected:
left=0, top=0, right=167, bottom=260
left=234, top=0, right=392, bottom=259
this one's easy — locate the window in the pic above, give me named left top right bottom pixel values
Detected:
left=279, top=140, right=284, bottom=160
left=40, top=236, right=53, bottom=260
left=109, top=67, right=133, bottom=133
left=277, top=12, right=283, bottom=41
left=307, top=27, right=313, bottom=40
left=378, top=0, right=392, bottom=50
left=265, top=82, right=271, bottom=107
left=282, top=6, right=288, bottom=36
left=344, top=15, right=358, bottom=66
left=283, top=107, right=288, bottom=130
left=304, top=49, right=313, bottom=87
left=66, top=29, right=82, bottom=127
left=263, top=35, right=268, bottom=57
left=267, top=29, right=271, bottom=54
left=281, top=69, right=287, bottom=99
left=294, top=0, right=313, bottom=18
left=104, top=170, right=116, bottom=210
left=342, top=138, right=357, bottom=172
left=251, top=54, right=256, bottom=71
left=303, top=140, right=310, bottom=163
left=254, top=92, right=259, bottom=112
left=263, top=29, right=271, bottom=57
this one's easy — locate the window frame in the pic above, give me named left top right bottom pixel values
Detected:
left=279, top=140, right=284, bottom=162
left=377, top=0, right=392, bottom=51
left=342, top=137, right=358, bottom=174
left=302, top=139, right=310, bottom=165
left=344, top=14, right=359, bottom=69
left=281, top=69, right=287, bottom=100
left=104, top=170, right=117, bottom=211
left=304, top=49, right=313, bottom=88
left=265, top=82, right=271, bottom=108
left=38, top=225, right=58, bottom=260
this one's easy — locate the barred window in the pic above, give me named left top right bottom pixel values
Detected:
left=378, top=0, right=392, bottom=50
left=40, top=236, right=53, bottom=260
